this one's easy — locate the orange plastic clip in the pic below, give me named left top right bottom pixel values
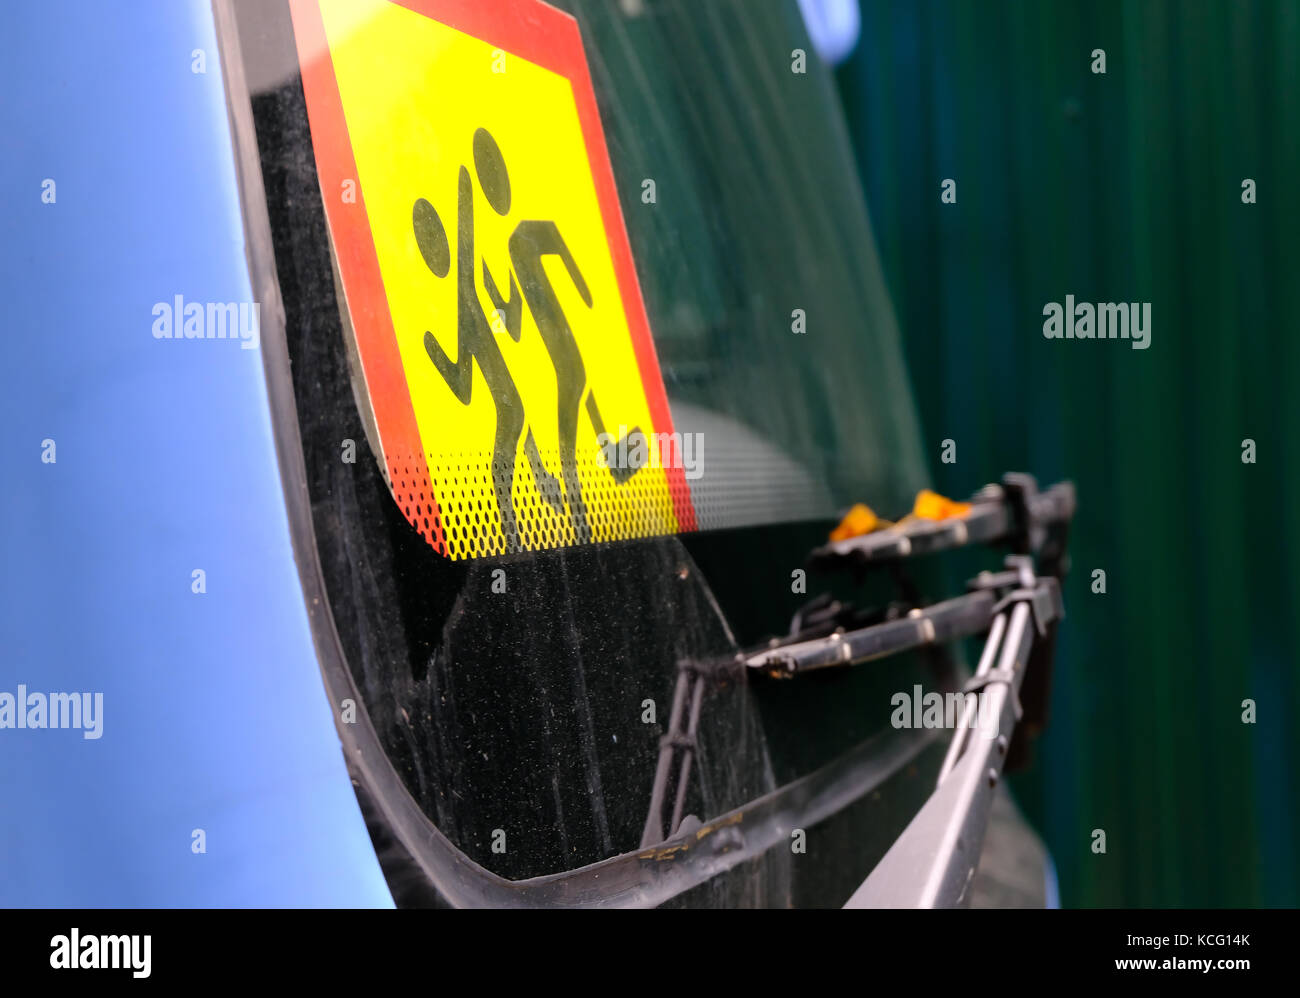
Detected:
left=909, top=489, right=972, bottom=521
left=829, top=503, right=885, bottom=542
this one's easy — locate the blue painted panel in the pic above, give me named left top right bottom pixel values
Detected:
left=0, top=0, right=391, bottom=907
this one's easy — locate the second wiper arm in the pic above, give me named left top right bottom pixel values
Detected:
left=745, top=589, right=998, bottom=678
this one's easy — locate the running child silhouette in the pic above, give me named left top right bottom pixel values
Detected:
left=413, top=127, right=634, bottom=548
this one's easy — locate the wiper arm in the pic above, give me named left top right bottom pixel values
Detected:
left=845, top=559, right=1063, bottom=907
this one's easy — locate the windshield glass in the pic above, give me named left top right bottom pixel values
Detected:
left=226, top=0, right=942, bottom=903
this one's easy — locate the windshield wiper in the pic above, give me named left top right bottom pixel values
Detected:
left=641, top=473, right=1075, bottom=908
left=846, top=557, right=1063, bottom=907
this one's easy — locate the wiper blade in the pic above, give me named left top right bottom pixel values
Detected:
left=809, top=474, right=1076, bottom=571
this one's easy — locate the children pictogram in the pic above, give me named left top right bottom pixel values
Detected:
left=413, top=129, right=642, bottom=548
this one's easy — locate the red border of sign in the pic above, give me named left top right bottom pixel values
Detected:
left=288, top=0, right=697, bottom=554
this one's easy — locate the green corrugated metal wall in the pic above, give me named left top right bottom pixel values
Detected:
left=836, top=0, right=1299, bottom=906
